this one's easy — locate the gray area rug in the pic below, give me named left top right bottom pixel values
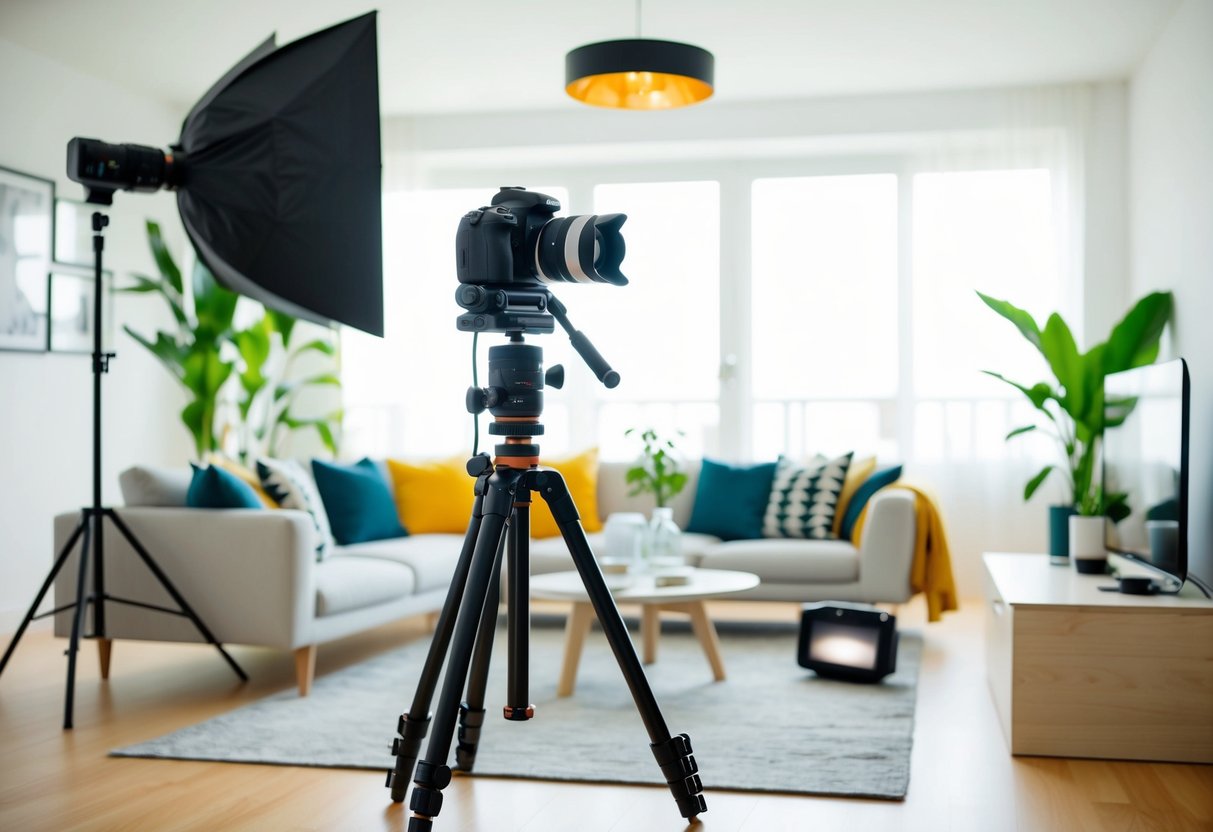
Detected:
left=113, top=618, right=921, bottom=799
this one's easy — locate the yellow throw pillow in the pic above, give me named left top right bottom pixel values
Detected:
left=386, top=456, right=477, bottom=535
left=833, top=455, right=877, bottom=538
left=529, top=448, right=603, bottom=539
left=207, top=454, right=277, bottom=508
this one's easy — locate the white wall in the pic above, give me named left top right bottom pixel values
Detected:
left=1129, top=0, right=1213, bottom=585
left=0, top=39, right=192, bottom=633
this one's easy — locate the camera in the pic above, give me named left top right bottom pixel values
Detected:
left=455, top=187, right=627, bottom=287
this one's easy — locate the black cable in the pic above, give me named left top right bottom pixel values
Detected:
left=471, top=331, right=480, bottom=456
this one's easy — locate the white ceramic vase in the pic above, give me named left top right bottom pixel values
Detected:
left=1069, top=515, right=1107, bottom=574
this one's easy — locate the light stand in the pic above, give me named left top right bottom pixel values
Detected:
left=0, top=211, right=247, bottom=729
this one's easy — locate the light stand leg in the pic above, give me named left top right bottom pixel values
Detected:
left=0, top=516, right=86, bottom=678
left=63, top=512, right=95, bottom=730
left=535, top=468, right=706, bottom=820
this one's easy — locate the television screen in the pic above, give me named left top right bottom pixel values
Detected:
left=1103, top=358, right=1190, bottom=588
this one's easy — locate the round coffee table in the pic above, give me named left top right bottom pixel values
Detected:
left=530, top=568, right=760, bottom=696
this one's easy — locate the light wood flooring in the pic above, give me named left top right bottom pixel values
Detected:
left=1, top=599, right=1210, bottom=832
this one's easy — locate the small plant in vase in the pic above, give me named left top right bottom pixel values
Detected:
left=625, top=428, right=689, bottom=570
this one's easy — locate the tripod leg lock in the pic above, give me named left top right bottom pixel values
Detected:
left=455, top=703, right=486, bottom=771
left=651, top=733, right=708, bottom=818
left=386, top=712, right=432, bottom=799
left=409, top=760, right=452, bottom=821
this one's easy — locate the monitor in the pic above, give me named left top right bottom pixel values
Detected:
left=1103, top=358, right=1190, bottom=590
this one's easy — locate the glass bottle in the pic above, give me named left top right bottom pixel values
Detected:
left=648, top=506, right=683, bottom=570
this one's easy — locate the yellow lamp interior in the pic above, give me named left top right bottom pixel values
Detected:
left=566, top=70, right=713, bottom=110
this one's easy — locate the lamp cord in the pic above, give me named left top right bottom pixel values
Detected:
left=471, top=331, right=480, bottom=457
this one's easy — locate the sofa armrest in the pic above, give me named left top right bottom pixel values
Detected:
left=53, top=507, right=317, bottom=650
left=855, top=490, right=916, bottom=603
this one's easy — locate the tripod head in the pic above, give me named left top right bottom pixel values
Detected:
left=460, top=286, right=618, bottom=466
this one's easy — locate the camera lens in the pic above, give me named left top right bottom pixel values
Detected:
left=533, top=213, right=628, bottom=286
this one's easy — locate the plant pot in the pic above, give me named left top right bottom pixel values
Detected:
left=1048, top=505, right=1078, bottom=565
left=1069, top=515, right=1107, bottom=574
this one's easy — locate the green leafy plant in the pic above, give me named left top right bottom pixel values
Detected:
left=123, top=221, right=342, bottom=460
left=122, top=221, right=237, bottom=458
left=624, top=428, right=689, bottom=508
left=978, top=290, right=1173, bottom=520
left=235, top=308, right=343, bottom=461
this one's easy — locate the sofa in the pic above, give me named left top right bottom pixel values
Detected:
left=53, top=460, right=916, bottom=694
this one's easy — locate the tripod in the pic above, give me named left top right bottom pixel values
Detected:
left=386, top=336, right=707, bottom=832
left=0, top=211, right=246, bottom=729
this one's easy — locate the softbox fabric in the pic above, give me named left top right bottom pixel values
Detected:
left=177, top=13, right=383, bottom=336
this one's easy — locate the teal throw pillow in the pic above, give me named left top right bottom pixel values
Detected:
left=840, top=465, right=903, bottom=541
left=311, top=458, right=408, bottom=545
left=186, top=464, right=265, bottom=510
left=686, top=458, right=778, bottom=541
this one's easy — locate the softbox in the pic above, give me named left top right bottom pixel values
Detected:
left=66, top=12, right=384, bottom=335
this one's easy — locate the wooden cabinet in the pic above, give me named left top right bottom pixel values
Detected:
left=983, top=552, right=1213, bottom=763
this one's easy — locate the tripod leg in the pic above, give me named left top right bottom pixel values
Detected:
left=409, top=471, right=515, bottom=832
left=0, top=516, right=86, bottom=678
left=455, top=531, right=507, bottom=771
left=104, top=509, right=247, bottom=682
left=388, top=502, right=487, bottom=802
left=534, top=469, right=706, bottom=820
left=506, top=497, right=531, bottom=718
left=63, top=513, right=95, bottom=730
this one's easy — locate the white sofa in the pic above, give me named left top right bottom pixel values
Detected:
left=53, top=460, right=915, bottom=694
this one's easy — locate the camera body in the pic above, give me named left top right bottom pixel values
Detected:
left=456, top=188, right=561, bottom=286
left=455, top=186, right=627, bottom=290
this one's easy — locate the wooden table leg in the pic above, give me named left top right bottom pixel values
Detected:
left=557, top=602, right=595, bottom=697
left=642, top=605, right=660, bottom=665
left=686, top=601, right=727, bottom=682
left=97, top=637, right=112, bottom=680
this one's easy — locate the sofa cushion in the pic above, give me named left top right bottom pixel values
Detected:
left=386, top=456, right=476, bottom=534
left=315, top=557, right=416, bottom=617
left=312, top=458, right=408, bottom=545
left=686, top=458, right=777, bottom=541
left=258, top=458, right=335, bottom=561
left=335, top=534, right=466, bottom=592
left=119, top=465, right=191, bottom=507
left=527, top=531, right=724, bottom=575
left=762, top=452, right=853, bottom=540
left=841, top=464, right=904, bottom=541
left=186, top=464, right=266, bottom=509
left=531, top=448, right=603, bottom=538
left=697, top=539, right=859, bottom=583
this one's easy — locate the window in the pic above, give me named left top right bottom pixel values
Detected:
left=347, top=159, right=1072, bottom=468
left=750, top=174, right=899, bottom=460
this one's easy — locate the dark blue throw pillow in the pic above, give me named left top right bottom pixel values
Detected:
left=311, top=458, right=408, bottom=545
left=186, top=464, right=265, bottom=509
left=686, top=458, right=778, bottom=541
left=840, top=465, right=904, bottom=541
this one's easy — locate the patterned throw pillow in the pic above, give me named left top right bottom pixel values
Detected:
left=257, top=458, right=335, bottom=561
left=762, top=452, right=854, bottom=540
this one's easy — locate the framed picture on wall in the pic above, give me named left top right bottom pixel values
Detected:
left=0, top=165, right=55, bottom=352
left=54, top=198, right=95, bottom=267
left=48, top=263, right=113, bottom=354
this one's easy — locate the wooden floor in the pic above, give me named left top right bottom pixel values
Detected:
left=1, top=600, right=1210, bottom=832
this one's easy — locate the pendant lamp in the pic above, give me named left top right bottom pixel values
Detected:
left=565, top=2, right=714, bottom=110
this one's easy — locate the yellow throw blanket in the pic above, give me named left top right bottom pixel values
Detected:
left=852, top=483, right=959, bottom=622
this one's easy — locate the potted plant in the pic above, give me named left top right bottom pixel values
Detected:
left=625, top=428, right=690, bottom=569
left=123, top=221, right=343, bottom=461
left=978, top=290, right=1173, bottom=566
